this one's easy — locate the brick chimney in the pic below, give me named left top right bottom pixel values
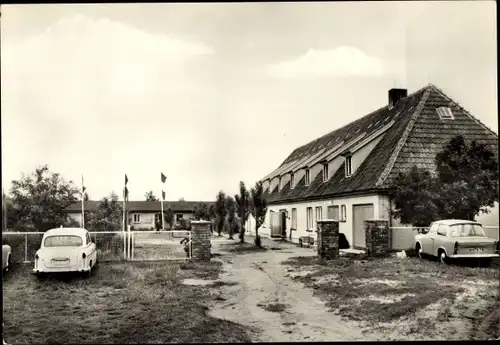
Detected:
left=388, top=88, right=408, bottom=109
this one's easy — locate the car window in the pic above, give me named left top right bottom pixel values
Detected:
left=86, top=233, right=92, bottom=245
left=449, top=224, right=486, bottom=237
left=436, top=224, right=448, bottom=236
left=428, top=223, right=439, bottom=234
left=44, top=235, right=83, bottom=247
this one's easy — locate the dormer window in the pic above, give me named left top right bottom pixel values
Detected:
left=290, top=173, right=295, bottom=189
left=322, top=163, right=329, bottom=182
left=345, top=155, right=353, bottom=177
left=305, top=169, right=311, bottom=185
left=437, top=107, right=454, bottom=120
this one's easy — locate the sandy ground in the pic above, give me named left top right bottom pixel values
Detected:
left=208, top=241, right=376, bottom=342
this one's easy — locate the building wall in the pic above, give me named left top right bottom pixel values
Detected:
left=68, top=213, right=82, bottom=224
left=246, top=194, right=383, bottom=246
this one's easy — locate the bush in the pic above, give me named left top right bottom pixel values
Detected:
left=2, top=233, right=43, bottom=264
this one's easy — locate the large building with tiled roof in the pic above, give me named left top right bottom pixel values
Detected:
left=245, top=84, right=498, bottom=249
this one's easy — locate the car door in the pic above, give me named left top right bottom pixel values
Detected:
left=422, top=223, right=438, bottom=255
left=434, top=224, right=449, bottom=256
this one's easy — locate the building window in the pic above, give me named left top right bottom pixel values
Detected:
left=290, top=173, right=295, bottom=189
left=305, top=169, right=311, bottom=185
left=278, top=177, right=282, bottom=191
left=133, top=214, right=141, bottom=223
left=345, top=156, right=353, bottom=177
left=322, top=163, right=329, bottom=182
left=155, top=213, right=161, bottom=223
left=306, top=207, right=313, bottom=230
left=327, top=205, right=339, bottom=220
left=436, top=107, right=454, bottom=120
left=291, top=208, right=297, bottom=230
left=315, top=206, right=323, bottom=229
left=340, top=205, right=347, bottom=222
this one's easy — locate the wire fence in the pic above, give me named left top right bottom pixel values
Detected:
left=130, top=230, right=191, bottom=261
left=2, top=229, right=192, bottom=264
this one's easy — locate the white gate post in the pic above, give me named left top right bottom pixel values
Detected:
left=127, top=225, right=131, bottom=260
left=24, top=233, right=28, bottom=263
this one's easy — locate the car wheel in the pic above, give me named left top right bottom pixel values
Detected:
left=5, top=255, right=12, bottom=272
left=86, top=261, right=93, bottom=278
left=36, top=273, right=46, bottom=281
left=415, top=243, right=423, bottom=259
left=438, top=249, right=448, bottom=264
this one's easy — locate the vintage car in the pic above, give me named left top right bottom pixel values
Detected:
left=3, top=244, right=12, bottom=272
left=414, top=219, right=499, bottom=266
left=33, top=227, right=97, bottom=277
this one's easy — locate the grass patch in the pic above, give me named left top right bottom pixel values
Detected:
left=3, top=261, right=252, bottom=344
left=209, top=281, right=238, bottom=288
left=282, top=255, right=499, bottom=331
left=219, top=242, right=268, bottom=254
left=257, top=303, right=288, bottom=313
left=179, top=260, right=223, bottom=280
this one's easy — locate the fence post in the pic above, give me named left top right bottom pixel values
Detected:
left=189, top=230, right=192, bottom=259
left=365, top=219, right=390, bottom=257
left=316, top=219, right=340, bottom=260
left=190, top=220, right=211, bottom=261
left=24, top=233, right=28, bottom=263
left=131, top=232, right=134, bottom=261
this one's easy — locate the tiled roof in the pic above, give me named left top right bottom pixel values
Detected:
left=65, top=200, right=214, bottom=213
left=263, top=84, right=498, bottom=204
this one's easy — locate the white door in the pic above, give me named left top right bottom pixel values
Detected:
left=352, top=204, right=374, bottom=249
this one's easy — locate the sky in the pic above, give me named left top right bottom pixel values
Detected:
left=1, top=2, right=497, bottom=202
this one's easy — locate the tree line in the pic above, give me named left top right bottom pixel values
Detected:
left=3, top=135, right=496, bottom=241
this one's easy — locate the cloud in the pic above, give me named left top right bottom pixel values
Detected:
left=266, top=46, right=383, bottom=79
left=1, top=13, right=215, bottom=191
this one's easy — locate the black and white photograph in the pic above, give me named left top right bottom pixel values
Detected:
left=1, top=1, right=499, bottom=343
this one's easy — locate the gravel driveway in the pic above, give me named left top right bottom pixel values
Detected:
left=209, top=241, right=377, bottom=342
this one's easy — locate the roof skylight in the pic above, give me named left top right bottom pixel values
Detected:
left=436, top=107, right=455, bottom=120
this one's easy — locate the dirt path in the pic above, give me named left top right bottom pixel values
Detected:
left=208, top=244, right=377, bottom=342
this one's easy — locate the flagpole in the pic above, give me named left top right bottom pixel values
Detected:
left=161, top=194, right=165, bottom=231
left=81, top=175, right=85, bottom=228
left=122, top=187, right=126, bottom=233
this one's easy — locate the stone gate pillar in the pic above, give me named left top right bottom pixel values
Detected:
left=317, top=219, right=340, bottom=260
left=365, top=219, right=390, bottom=257
left=190, top=220, right=211, bottom=262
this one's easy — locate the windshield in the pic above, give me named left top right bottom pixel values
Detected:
left=449, top=224, right=486, bottom=237
left=44, top=235, right=83, bottom=247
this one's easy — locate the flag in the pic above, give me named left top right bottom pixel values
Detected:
left=124, top=186, right=129, bottom=201
left=161, top=173, right=166, bottom=183
left=125, top=174, right=129, bottom=185
left=162, top=190, right=165, bottom=200
left=81, top=175, right=86, bottom=195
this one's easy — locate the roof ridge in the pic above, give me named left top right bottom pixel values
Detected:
left=277, top=84, right=434, bottom=169
left=375, top=86, right=433, bottom=186
left=428, top=84, right=498, bottom=137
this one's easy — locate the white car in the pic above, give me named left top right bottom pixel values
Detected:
left=33, top=227, right=97, bottom=277
left=3, top=244, right=12, bottom=272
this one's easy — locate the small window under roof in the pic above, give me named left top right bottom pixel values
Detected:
left=367, top=123, right=372, bottom=129
left=374, top=120, right=380, bottom=126
left=393, top=111, right=401, bottom=118
left=437, top=107, right=455, bottom=120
